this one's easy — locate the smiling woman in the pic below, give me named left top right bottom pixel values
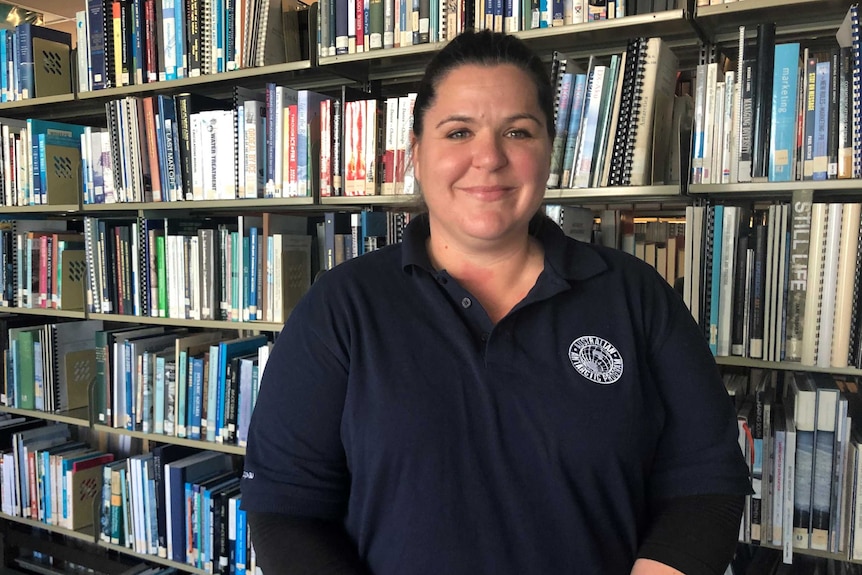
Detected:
left=240, top=30, right=752, bottom=575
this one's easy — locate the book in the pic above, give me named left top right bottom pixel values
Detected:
left=750, top=23, right=776, bottom=180
left=785, top=189, right=814, bottom=361
left=769, top=43, right=800, bottom=182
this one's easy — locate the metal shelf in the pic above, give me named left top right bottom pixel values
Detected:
left=87, top=313, right=283, bottom=332
left=715, top=355, right=862, bottom=377
left=545, top=184, right=687, bottom=203
left=689, top=179, right=862, bottom=199
left=0, top=307, right=86, bottom=319
left=80, top=196, right=317, bottom=214
left=97, top=541, right=208, bottom=575
left=695, top=0, right=849, bottom=43
left=0, top=205, right=82, bottom=215
left=93, top=425, right=246, bottom=456
left=0, top=512, right=96, bottom=545
left=0, top=406, right=90, bottom=427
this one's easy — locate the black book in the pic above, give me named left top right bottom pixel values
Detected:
left=750, top=23, right=776, bottom=179
left=152, top=443, right=200, bottom=558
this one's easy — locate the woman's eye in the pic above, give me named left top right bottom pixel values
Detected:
left=506, top=129, right=531, bottom=139
left=447, top=129, right=470, bottom=139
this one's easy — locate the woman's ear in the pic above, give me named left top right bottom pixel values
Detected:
left=409, top=133, right=420, bottom=183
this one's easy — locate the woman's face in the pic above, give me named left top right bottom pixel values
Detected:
left=412, top=63, right=552, bottom=250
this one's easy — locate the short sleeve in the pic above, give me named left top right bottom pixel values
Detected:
left=240, top=280, right=352, bottom=520
left=645, top=280, right=753, bottom=501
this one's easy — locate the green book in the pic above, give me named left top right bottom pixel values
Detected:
left=156, top=234, right=167, bottom=318
left=15, top=328, right=38, bottom=410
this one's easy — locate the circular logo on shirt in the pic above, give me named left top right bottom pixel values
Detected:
left=568, top=336, right=624, bottom=384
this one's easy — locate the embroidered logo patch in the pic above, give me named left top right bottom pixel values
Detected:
left=568, top=336, right=623, bottom=384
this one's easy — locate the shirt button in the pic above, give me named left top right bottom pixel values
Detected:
left=436, top=275, right=448, bottom=285
left=480, top=332, right=489, bottom=342
left=461, top=297, right=472, bottom=308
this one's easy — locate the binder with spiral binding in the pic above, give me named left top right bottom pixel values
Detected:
left=607, top=37, right=643, bottom=186
left=621, top=37, right=648, bottom=186
left=850, top=4, right=861, bottom=178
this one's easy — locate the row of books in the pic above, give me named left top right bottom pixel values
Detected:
left=727, top=546, right=862, bottom=575
left=545, top=205, right=685, bottom=286
left=0, top=117, right=86, bottom=208
left=683, top=194, right=862, bottom=369
left=74, top=0, right=310, bottom=93
left=93, top=328, right=270, bottom=445
left=0, top=422, right=114, bottom=531
left=690, top=22, right=858, bottom=185
left=546, top=36, right=679, bottom=189
left=82, top=214, right=313, bottom=322
left=97, top=448, right=253, bottom=575
left=0, top=222, right=86, bottom=312
left=0, top=419, right=257, bottom=575
left=3, top=319, right=103, bottom=414
left=0, top=24, right=74, bottom=102
left=727, top=370, right=862, bottom=564
left=316, top=0, right=679, bottom=57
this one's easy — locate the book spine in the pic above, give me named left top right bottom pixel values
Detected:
left=785, top=189, right=813, bottom=361
left=812, top=61, right=830, bottom=181
left=769, top=43, right=800, bottom=182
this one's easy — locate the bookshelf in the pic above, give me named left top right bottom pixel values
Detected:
left=0, top=0, right=856, bottom=573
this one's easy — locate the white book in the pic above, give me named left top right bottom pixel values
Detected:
left=717, top=206, right=738, bottom=356
left=773, top=204, right=789, bottom=362
left=711, top=81, right=725, bottom=185
left=816, top=203, right=844, bottom=368
left=801, top=203, right=828, bottom=366
left=573, top=65, right=606, bottom=188
left=689, top=206, right=705, bottom=324
left=700, top=63, right=718, bottom=183
left=721, top=71, right=735, bottom=183
left=762, top=205, right=777, bottom=360
left=830, top=203, right=861, bottom=368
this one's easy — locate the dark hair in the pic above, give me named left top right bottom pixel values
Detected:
left=412, top=30, right=555, bottom=141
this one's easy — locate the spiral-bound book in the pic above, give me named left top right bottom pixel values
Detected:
left=629, top=36, right=678, bottom=186
left=621, top=37, right=648, bottom=186
left=849, top=5, right=860, bottom=177
left=607, top=37, right=643, bottom=186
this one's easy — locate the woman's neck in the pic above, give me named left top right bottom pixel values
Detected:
left=426, top=234, right=545, bottom=324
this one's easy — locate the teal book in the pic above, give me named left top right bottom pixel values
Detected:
left=560, top=73, right=588, bottom=188
left=708, top=204, right=724, bottom=355
left=769, top=43, right=801, bottom=182
left=216, top=335, right=268, bottom=443
left=14, top=328, right=37, bottom=410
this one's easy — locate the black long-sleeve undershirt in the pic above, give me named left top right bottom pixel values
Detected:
left=247, top=493, right=745, bottom=575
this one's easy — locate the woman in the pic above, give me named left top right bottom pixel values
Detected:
left=240, top=30, right=751, bottom=575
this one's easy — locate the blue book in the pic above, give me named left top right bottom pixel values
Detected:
left=560, top=74, right=588, bottom=188
left=296, top=90, right=329, bottom=197
left=769, top=43, right=801, bottom=182
left=215, top=0, right=225, bottom=72
left=813, top=60, right=831, bottom=180
left=0, top=29, right=7, bottom=102
left=573, top=65, right=607, bottom=188
left=206, top=343, right=221, bottom=442
left=174, top=0, right=185, bottom=78
left=248, top=228, right=258, bottom=320
left=157, top=94, right=180, bottom=200
left=131, top=0, right=143, bottom=83
left=187, top=354, right=205, bottom=440
left=27, top=119, right=86, bottom=205
left=236, top=502, right=247, bottom=575
left=708, top=205, right=724, bottom=355
left=15, top=23, right=72, bottom=99
left=548, top=72, right=575, bottom=188
left=167, top=452, right=233, bottom=562
left=215, top=335, right=268, bottom=442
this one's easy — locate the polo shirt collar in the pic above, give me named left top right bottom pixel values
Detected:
left=401, top=213, right=607, bottom=282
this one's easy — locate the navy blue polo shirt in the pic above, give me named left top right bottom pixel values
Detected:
left=241, top=214, right=751, bottom=575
